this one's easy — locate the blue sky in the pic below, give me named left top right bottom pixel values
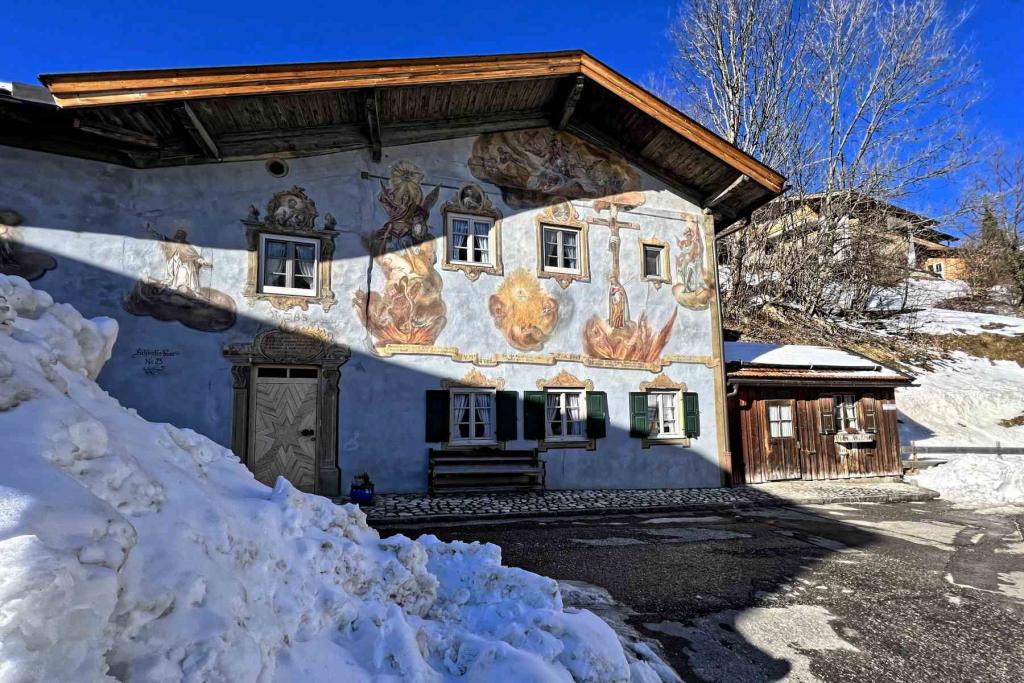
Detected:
left=2, top=0, right=1021, bottom=219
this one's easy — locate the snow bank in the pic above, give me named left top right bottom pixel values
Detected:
left=870, top=277, right=969, bottom=311
left=885, top=307, right=1024, bottom=337
left=0, top=274, right=659, bottom=682
left=897, top=353, right=1024, bottom=447
left=725, top=342, right=881, bottom=369
left=909, top=455, right=1024, bottom=508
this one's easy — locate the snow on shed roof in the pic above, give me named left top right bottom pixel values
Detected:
left=725, top=342, right=880, bottom=370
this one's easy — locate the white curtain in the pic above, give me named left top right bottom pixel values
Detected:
left=546, top=393, right=562, bottom=436
left=473, top=221, right=490, bottom=263
left=565, top=392, right=582, bottom=436
left=451, top=219, right=469, bottom=260
left=562, top=231, right=578, bottom=268
left=454, top=393, right=470, bottom=438
left=544, top=230, right=560, bottom=267
left=474, top=394, right=492, bottom=438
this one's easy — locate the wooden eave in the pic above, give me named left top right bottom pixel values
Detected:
left=4, top=51, right=786, bottom=223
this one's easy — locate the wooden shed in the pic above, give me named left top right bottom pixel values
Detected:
left=725, top=343, right=914, bottom=484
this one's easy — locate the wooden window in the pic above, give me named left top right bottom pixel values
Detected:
left=646, top=390, right=681, bottom=438
left=425, top=389, right=518, bottom=443
left=819, top=396, right=836, bottom=434
left=643, top=244, right=665, bottom=278
left=259, top=234, right=318, bottom=296
left=767, top=400, right=795, bottom=438
left=541, top=225, right=583, bottom=274
left=447, top=213, right=495, bottom=266
left=544, top=390, right=586, bottom=440
left=834, top=394, right=859, bottom=431
left=450, top=390, right=495, bottom=444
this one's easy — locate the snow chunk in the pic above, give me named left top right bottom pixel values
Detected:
left=0, top=277, right=648, bottom=681
left=910, top=455, right=1024, bottom=508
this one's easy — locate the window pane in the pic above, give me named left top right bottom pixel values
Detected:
left=544, top=230, right=560, bottom=267
left=451, top=219, right=470, bottom=261
left=293, top=275, right=314, bottom=290
left=546, top=393, right=562, bottom=436
left=644, top=246, right=661, bottom=276
left=294, top=244, right=315, bottom=262
left=781, top=421, right=793, bottom=437
left=770, top=422, right=781, bottom=438
left=566, top=393, right=583, bottom=436
left=265, top=240, right=288, bottom=258
left=265, top=271, right=287, bottom=287
left=562, top=230, right=578, bottom=269
left=780, top=404, right=792, bottom=420
left=769, top=405, right=780, bottom=421
left=474, top=394, right=492, bottom=438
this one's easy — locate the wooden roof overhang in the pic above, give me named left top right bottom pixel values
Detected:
left=727, top=367, right=914, bottom=388
left=1, top=51, right=785, bottom=225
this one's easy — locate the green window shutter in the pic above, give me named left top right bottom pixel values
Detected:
left=523, top=391, right=546, bottom=440
left=683, top=392, right=701, bottom=438
left=629, top=392, right=649, bottom=438
left=495, top=391, right=519, bottom=441
left=585, top=391, right=607, bottom=439
left=819, top=396, right=836, bottom=434
left=425, top=390, right=450, bottom=442
left=862, top=393, right=878, bottom=433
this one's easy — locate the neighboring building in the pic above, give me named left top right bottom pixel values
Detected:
left=725, top=343, right=913, bottom=484
left=749, top=191, right=965, bottom=279
left=0, top=51, right=786, bottom=495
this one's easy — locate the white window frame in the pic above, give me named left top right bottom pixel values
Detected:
left=647, top=390, right=682, bottom=438
left=446, top=212, right=496, bottom=267
left=449, top=389, right=497, bottom=445
left=931, top=262, right=944, bottom=277
left=834, top=394, right=859, bottom=431
left=258, top=233, right=320, bottom=297
left=544, top=389, right=587, bottom=441
left=767, top=400, right=795, bottom=439
left=642, top=244, right=665, bottom=279
left=541, top=224, right=583, bottom=275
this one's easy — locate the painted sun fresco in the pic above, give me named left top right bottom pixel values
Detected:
left=488, top=268, right=559, bottom=351
left=353, top=161, right=448, bottom=347
left=468, top=128, right=641, bottom=208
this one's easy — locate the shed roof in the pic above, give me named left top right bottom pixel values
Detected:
left=0, top=51, right=785, bottom=224
left=725, top=342, right=913, bottom=386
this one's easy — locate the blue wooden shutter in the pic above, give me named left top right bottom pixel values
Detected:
left=425, top=390, right=450, bottom=442
left=683, top=392, right=701, bottom=438
left=523, top=391, right=546, bottom=440
left=585, top=391, right=607, bottom=439
left=629, top=392, right=649, bottom=438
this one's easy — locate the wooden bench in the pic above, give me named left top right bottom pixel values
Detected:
left=428, top=448, right=545, bottom=494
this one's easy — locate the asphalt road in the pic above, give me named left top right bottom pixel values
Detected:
left=380, top=500, right=1024, bottom=682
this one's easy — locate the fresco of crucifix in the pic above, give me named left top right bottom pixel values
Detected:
left=588, top=193, right=644, bottom=329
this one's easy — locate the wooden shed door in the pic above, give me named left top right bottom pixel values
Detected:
left=765, top=400, right=801, bottom=480
left=251, top=366, right=319, bottom=492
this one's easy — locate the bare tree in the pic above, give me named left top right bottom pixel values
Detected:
left=665, top=0, right=978, bottom=326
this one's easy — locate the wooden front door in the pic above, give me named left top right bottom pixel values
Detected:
left=250, top=366, right=319, bottom=492
left=765, top=399, right=801, bottom=480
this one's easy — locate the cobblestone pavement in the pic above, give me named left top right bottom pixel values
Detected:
left=361, top=481, right=937, bottom=523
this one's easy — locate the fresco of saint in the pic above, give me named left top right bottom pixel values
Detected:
left=673, top=217, right=712, bottom=310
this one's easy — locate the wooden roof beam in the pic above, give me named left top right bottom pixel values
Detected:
left=365, top=89, right=382, bottom=162
left=556, top=75, right=584, bottom=130
left=704, top=174, right=748, bottom=210
left=180, top=102, right=220, bottom=160
left=72, top=118, right=160, bottom=148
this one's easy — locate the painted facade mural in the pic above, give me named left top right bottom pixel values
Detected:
left=0, top=209, right=56, bottom=281
left=353, top=161, right=447, bottom=347
left=583, top=194, right=677, bottom=363
left=673, top=215, right=713, bottom=310
left=468, top=128, right=641, bottom=208
left=488, top=268, right=559, bottom=351
left=123, top=224, right=236, bottom=331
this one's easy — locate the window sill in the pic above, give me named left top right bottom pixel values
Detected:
left=537, top=438, right=595, bottom=452
left=641, top=436, right=692, bottom=449
left=260, top=287, right=318, bottom=297
left=441, top=259, right=503, bottom=281
left=443, top=441, right=503, bottom=450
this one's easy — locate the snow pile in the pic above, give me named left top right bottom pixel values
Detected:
left=909, top=455, right=1024, bottom=507
left=0, top=274, right=660, bottom=682
left=897, top=353, right=1024, bottom=447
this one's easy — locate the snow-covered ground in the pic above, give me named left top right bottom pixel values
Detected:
left=874, top=277, right=1024, bottom=336
left=0, top=274, right=667, bottom=682
left=897, top=353, right=1024, bottom=448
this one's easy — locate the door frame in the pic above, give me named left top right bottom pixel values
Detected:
left=764, top=397, right=801, bottom=481
left=224, top=328, right=350, bottom=496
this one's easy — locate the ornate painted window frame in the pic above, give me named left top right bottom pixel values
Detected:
left=639, top=237, right=671, bottom=289
left=536, top=369, right=595, bottom=451
left=638, top=373, right=691, bottom=449
left=440, top=368, right=507, bottom=450
left=441, top=183, right=504, bottom=281
left=535, top=201, right=590, bottom=289
left=241, top=186, right=337, bottom=311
